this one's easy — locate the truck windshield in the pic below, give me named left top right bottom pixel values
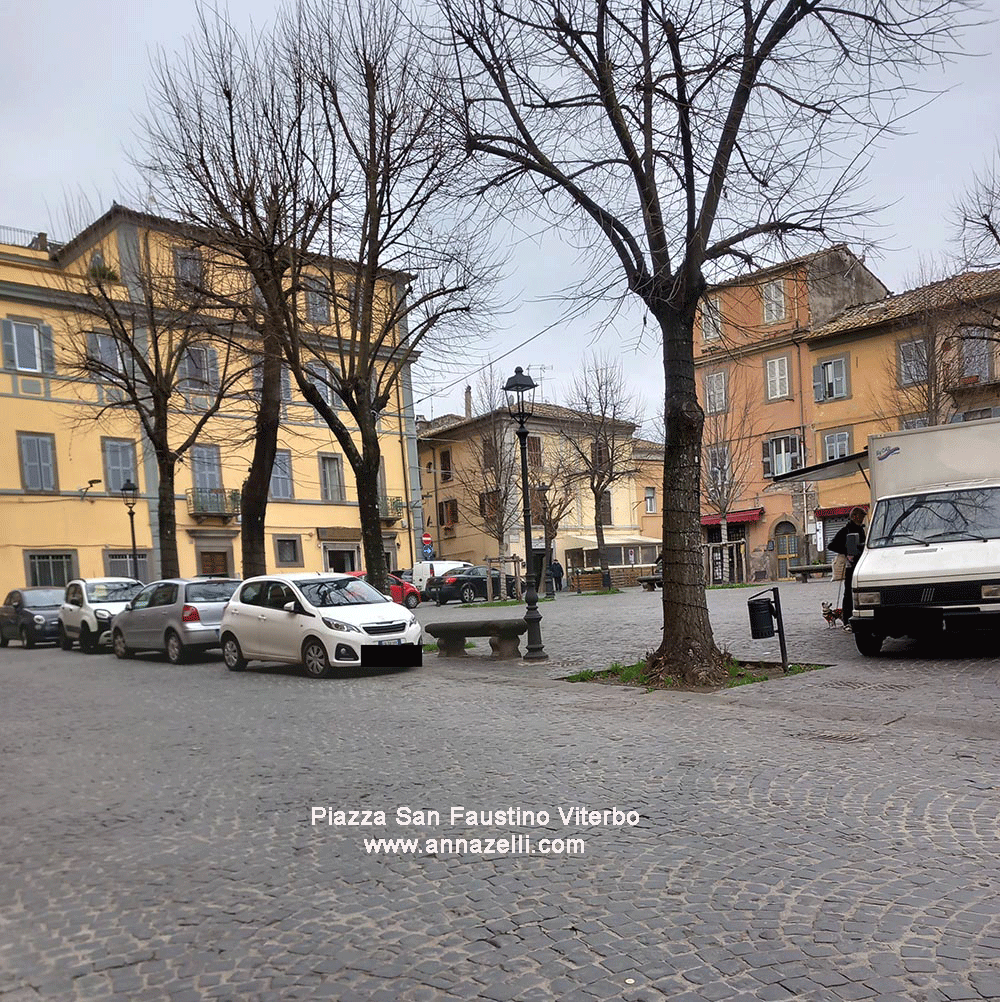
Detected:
left=868, top=487, right=1000, bottom=547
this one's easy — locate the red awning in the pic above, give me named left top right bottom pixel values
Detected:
left=700, top=507, right=764, bottom=526
left=814, top=504, right=869, bottom=519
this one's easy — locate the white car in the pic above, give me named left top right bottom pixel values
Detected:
left=59, top=577, right=143, bottom=653
left=220, top=573, right=423, bottom=678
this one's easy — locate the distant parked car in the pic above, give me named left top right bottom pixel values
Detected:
left=220, top=572, right=422, bottom=678
left=59, top=578, right=143, bottom=653
left=347, top=571, right=421, bottom=609
left=0, top=587, right=64, bottom=648
left=111, top=577, right=241, bottom=663
left=426, top=565, right=517, bottom=605
left=396, top=568, right=413, bottom=584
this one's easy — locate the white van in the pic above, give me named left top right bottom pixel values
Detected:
left=411, top=560, right=473, bottom=597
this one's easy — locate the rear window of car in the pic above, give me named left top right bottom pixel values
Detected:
left=186, top=580, right=240, bottom=603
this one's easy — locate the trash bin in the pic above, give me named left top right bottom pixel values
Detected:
left=748, top=596, right=775, bottom=639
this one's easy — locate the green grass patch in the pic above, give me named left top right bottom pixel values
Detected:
left=566, top=656, right=825, bottom=690
left=574, top=588, right=623, bottom=596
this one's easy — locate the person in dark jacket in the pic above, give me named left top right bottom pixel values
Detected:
left=550, top=559, right=564, bottom=591
left=828, top=507, right=866, bottom=630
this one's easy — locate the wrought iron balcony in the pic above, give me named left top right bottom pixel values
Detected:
left=378, top=495, right=405, bottom=522
left=186, top=487, right=242, bottom=522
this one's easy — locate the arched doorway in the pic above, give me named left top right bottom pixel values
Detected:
left=773, top=520, right=799, bottom=579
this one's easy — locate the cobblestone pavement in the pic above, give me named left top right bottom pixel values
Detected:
left=1, top=582, right=998, bottom=1002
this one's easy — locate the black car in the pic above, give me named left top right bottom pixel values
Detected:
left=426, top=565, right=517, bottom=605
left=0, top=587, right=64, bottom=648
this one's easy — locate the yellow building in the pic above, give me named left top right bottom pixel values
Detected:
left=694, top=250, right=1000, bottom=580
left=0, top=208, right=423, bottom=586
left=417, top=400, right=660, bottom=584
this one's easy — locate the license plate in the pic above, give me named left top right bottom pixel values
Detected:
left=378, top=638, right=402, bottom=645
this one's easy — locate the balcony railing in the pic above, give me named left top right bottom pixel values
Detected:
left=378, top=495, right=405, bottom=521
left=186, top=487, right=242, bottom=521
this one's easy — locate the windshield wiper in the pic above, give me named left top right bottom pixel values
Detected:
left=878, top=532, right=929, bottom=546
left=923, top=530, right=989, bottom=542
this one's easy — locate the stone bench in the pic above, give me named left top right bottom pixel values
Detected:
left=788, top=564, right=832, bottom=582
left=424, top=619, right=528, bottom=660
left=636, top=575, right=662, bottom=591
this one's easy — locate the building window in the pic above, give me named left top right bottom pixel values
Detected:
left=901, top=414, right=930, bottom=430
left=823, top=429, right=851, bottom=461
left=702, top=295, right=722, bottom=342
left=106, top=551, right=149, bottom=579
left=305, top=278, right=330, bottom=325
left=319, top=454, right=346, bottom=502
left=274, top=536, right=303, bottom=567
left=438, top=498, right=459, bottom=527
left=440, top=449, right=452, bottom=482
left=707, top=445, right=731, bottom=490
left=762, top=279, right=786, bottom=324
left=645, top=487, right=656, bottom=514
left=765, top=356, right=790, bottom=400
left=598, top=491, right=612, bottom=525
left=527, top=435, right=542, bottom=468
left=762, top=433, right=802, bottom=477
left=813, top=357, right=848, bottom=401
left=961, top=333, right=991, bottom=382
left=191, top=444, right=222, bottom=492
left=102, top=439, right=138, bottom=495
left=18, top=432, right=58, bottom=492
left=591, top=440, right=611, bottom=469
left=2, top=319, right=55, bottom=374
left=479, top=489, right=501, bottom=519
left=269, top=450, right=294, bottom=499
left=898, top=338, right=928, bottom=386
left=704, top=371, right=727, bottom=414
left=26, top=551, right=75, bottom=587
left=481, top=435, right=499, bottom=473
left=95, top=333, right=124, bottom=374
left=180, top=346, right=212, bottom=391
left=174, top=248, right=204, bottom=294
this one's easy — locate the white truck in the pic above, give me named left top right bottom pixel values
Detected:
left=850, top=418, right=1000, bottom=655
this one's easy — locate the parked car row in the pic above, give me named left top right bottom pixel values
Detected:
left=1, top=571, right=423, bottom=677
left=426, top=565, right=518, bottom=605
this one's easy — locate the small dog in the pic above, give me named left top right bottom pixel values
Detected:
left=821, top=602, right=844, bottom=627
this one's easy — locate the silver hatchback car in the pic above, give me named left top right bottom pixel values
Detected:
left=110, top=578, right=241, bottom=663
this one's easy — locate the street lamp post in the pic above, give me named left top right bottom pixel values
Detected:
left=504, top=366, right=547, bottom=661
left=120, top=479, right=140, bottom=581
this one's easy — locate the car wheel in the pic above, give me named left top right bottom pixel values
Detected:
left=59, top=624, right=73, bottom=651
left=461, top=584, right=477, bottom=604
left=404, top=593, right=419, bottom=609
left=853, top=627, right=884, bottom=657
left=302, top=638, right=334, bottom=678
left=165, top=630, right=186, bottom=665
left=79, top=625, right=97, bottom=654
left=222, top=634, right=247, bottom=672
left=20, top=627, right=35, bottom=649
left=112, top=629, right=133, bottom=660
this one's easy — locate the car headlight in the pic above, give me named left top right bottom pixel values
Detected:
left=322, top=617, right=362, bottom=633
left=983, top=584, right=1000, bottom=599
left=33, top=615, right=45, bottom=625
left=94, top=609, right=111, bottom=620
left=855, top=592, right=881, bottom=606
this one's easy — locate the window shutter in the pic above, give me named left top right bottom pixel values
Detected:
left=813, top=365, right=824, bottom=402
left=208, top=349, right=219, bottom=389
left=177, top=351, right=190, bottom=392
left=791, top=435, right=802, bottom=471
left=2, top=319, right=16, bottom=370
left=39, top=325, right=55, bottom=374
left=281, top=367, right=291, bottom=402
left=762, top=440, right=772, bottom=478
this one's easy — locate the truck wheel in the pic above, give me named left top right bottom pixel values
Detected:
left=853, top=627, right=884, bottom=657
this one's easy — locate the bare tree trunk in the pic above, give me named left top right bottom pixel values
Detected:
left=356, top=417, right=389, bottom=595
left=241, top=333, right=282, bottom=578
left=156, top=454, right=180, bottom=579
left=593, top=490, right=611, bottom=590
left=652, top=305, right=724, bottom=685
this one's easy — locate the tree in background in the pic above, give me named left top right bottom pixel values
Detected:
left=441, top=0, right=972, bottom=684
left=60, top=223, right=246, bottom=578
left=559, top=356, right=641, bottom=589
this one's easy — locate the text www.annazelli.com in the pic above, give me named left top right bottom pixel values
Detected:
left=363, top=834, right=586, bottom=856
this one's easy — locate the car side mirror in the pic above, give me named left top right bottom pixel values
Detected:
left=283, top=601, right=297, bottom=614
left=124, top=602, right=132, bottom=612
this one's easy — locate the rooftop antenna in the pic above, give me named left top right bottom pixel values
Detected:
left=527, top=364, right=550, bottom=401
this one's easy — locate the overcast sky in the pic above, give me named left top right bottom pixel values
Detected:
left=3, top=0, right=998, bottom=425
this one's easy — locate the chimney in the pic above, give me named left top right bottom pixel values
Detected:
left=464, top=385, right=472, bottom=418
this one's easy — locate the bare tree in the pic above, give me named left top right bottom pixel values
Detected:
left=700, top=365, right=759, bottom=581
left=440, top=0, right=970, bottom=683
left=956, top=151, right=1000, bottom=271
left=61, top=223, right=246, bottom=578
left=560, top=355, right=641, bottom=589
